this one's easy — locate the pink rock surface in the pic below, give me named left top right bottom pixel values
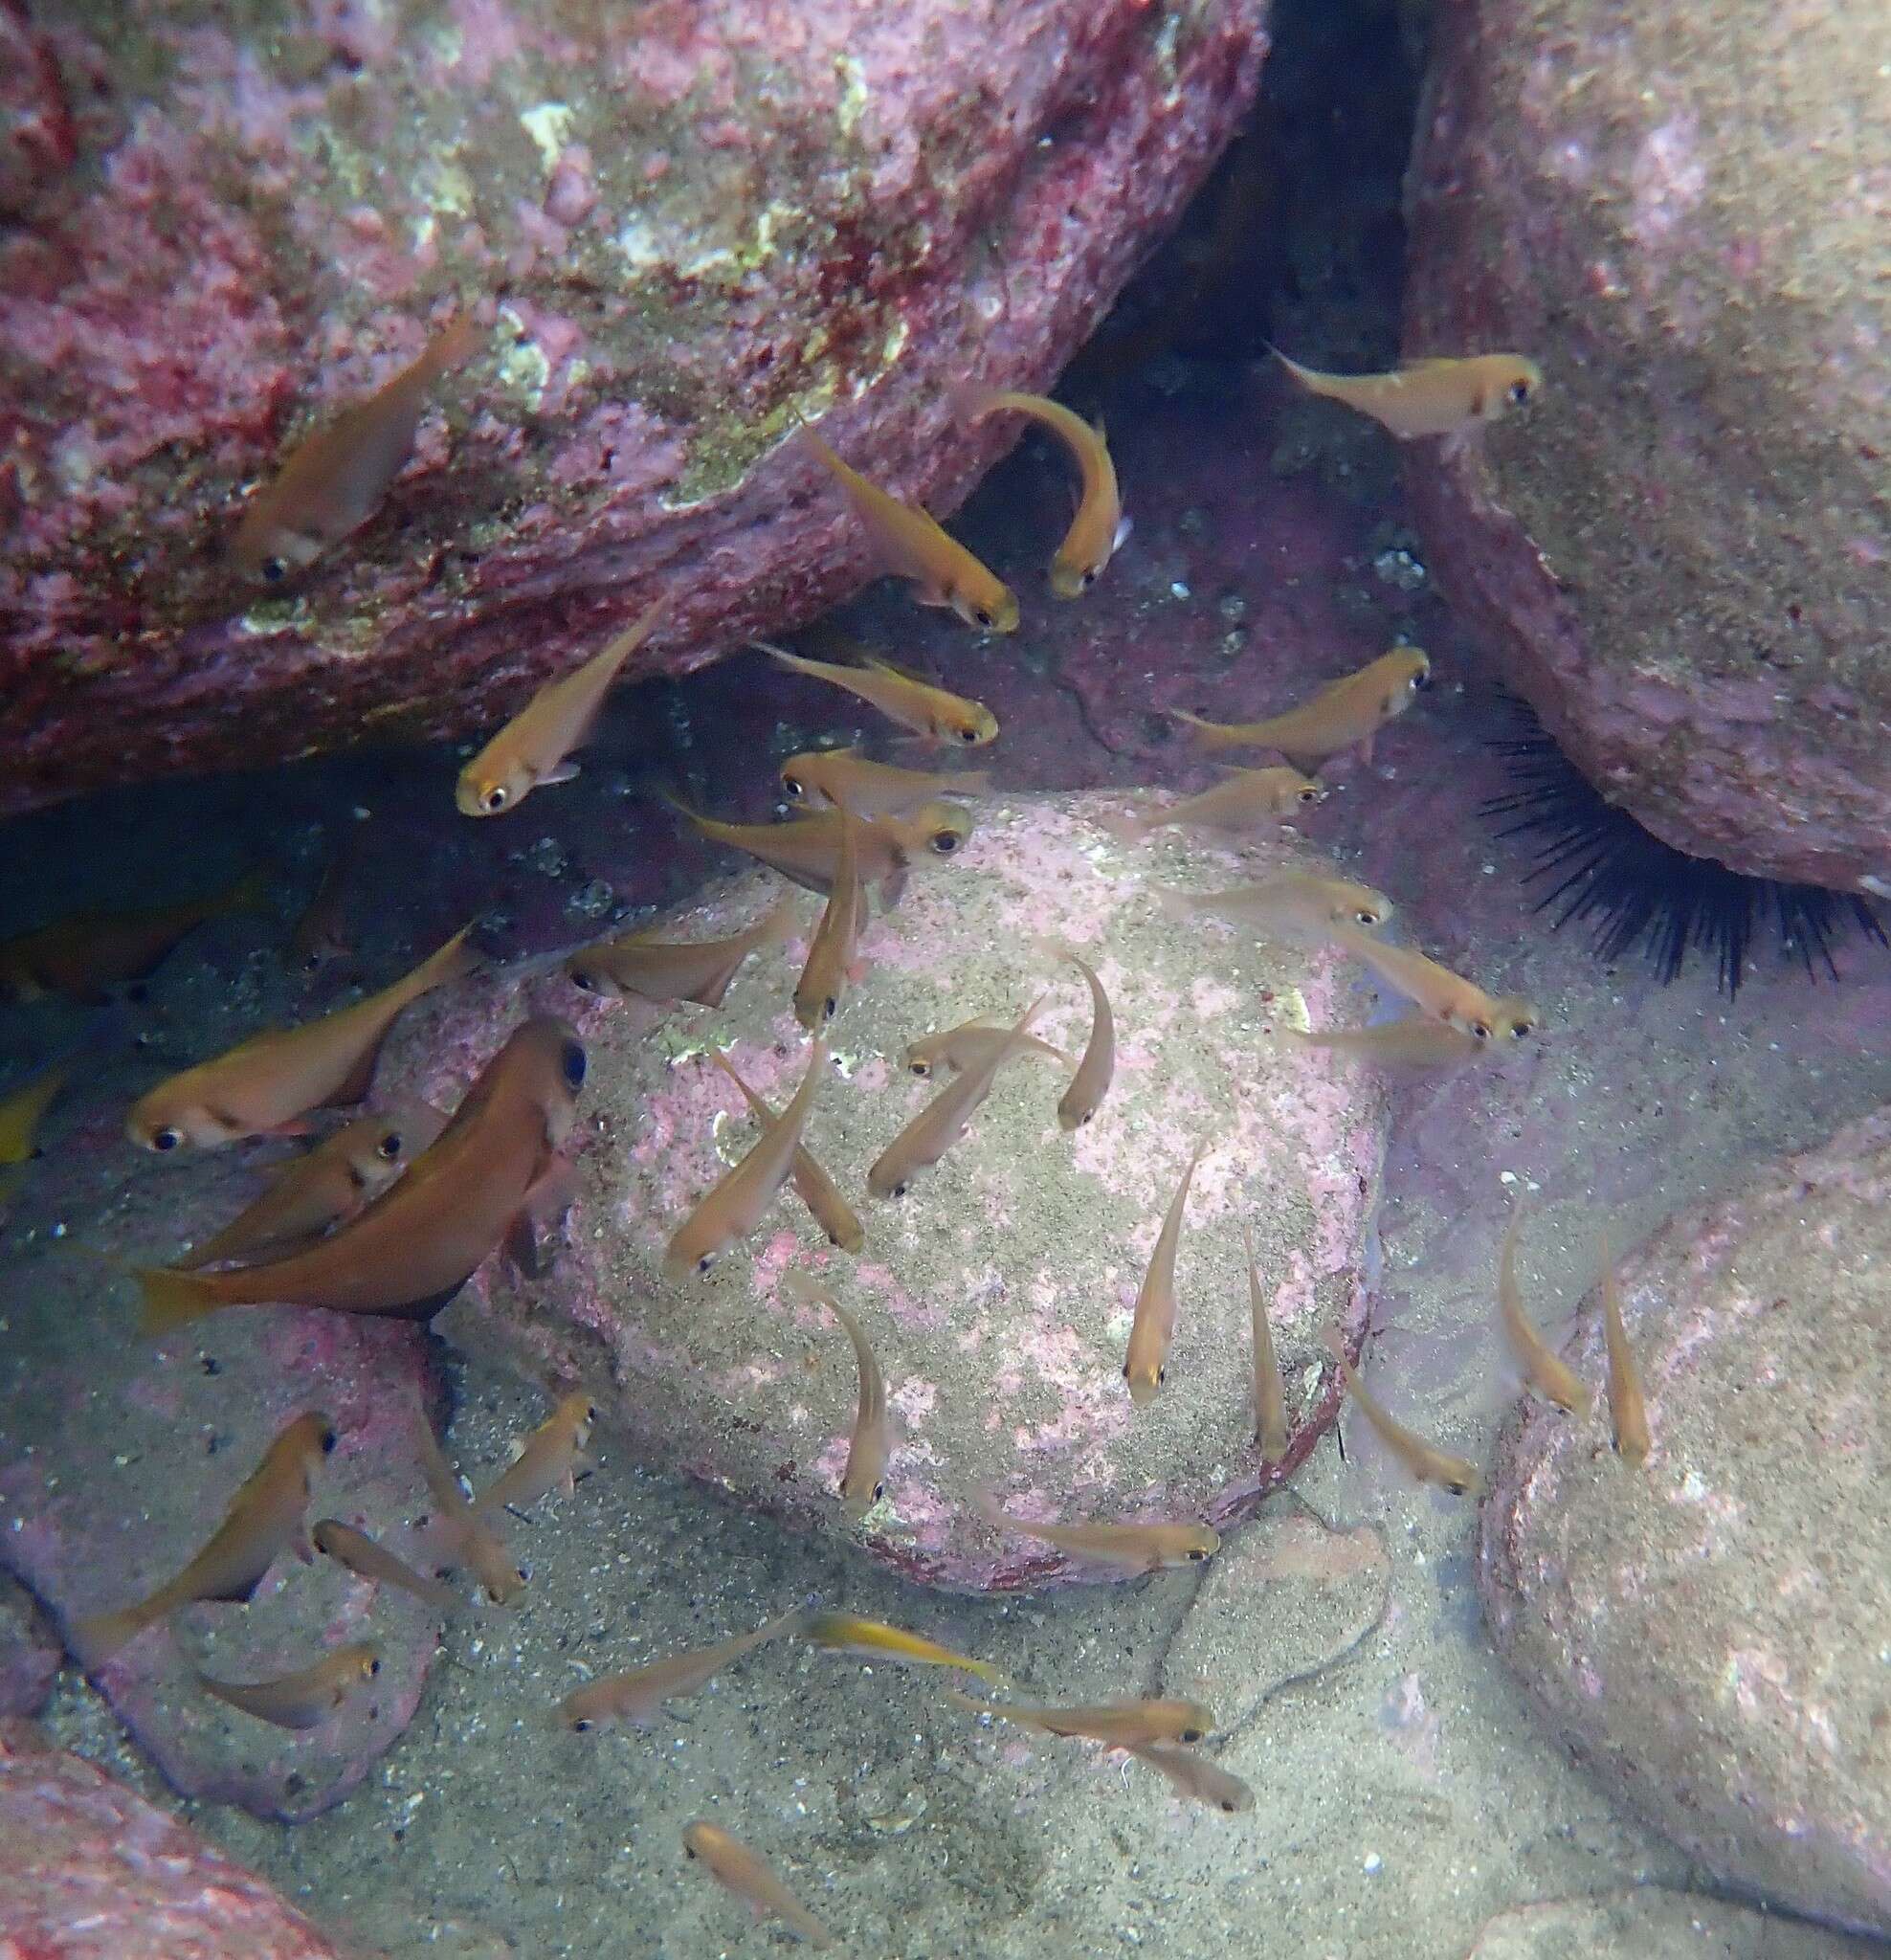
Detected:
left=0, top=1572, right=59, bottom=1718
left=0, top=1127, right=447, bottom=1822
left=0, top=0, right=1268, bottom=818
left=0, top=1719, right=345, bottom=1958
left=1401, top=0, right=1891, bottom=891
left=1478, top=1108, right=1891, bottom=1938
left=387, top=792, right=1389, bottom=1591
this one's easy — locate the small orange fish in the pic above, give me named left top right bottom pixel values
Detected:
left=975, top=1493, right=1217, bottom=1574
left=1598, top=1232, right=1651, bottom=1467
left=230, top=313, right=482, bottom=583
left=783, top=1272, right=889, bottom=1519
left=181, top=1101, right=447, bottom=1269
left=312, top=1520, right=456, bottom=1613
left=799, top=429, right=1018, bottom=633
left=560, top=1609, right=804, bottom=1731
left=681, top=1820, right=834, bottom=1949
left=1153, top=874, right=1394, bottom=938
left=1128, top=1742, right=1255, bottom=1815
left=1274, top=348, right=1543, bottom=441
left=709, top=1050, right=864, bottom=1255
left=127, top=927, right=477, bottom=1151
left=0, top=868, right=271, bottom=1005
left=414, top=1414, right=524, bottom=1607
left=780, top=747, right=991, bottom=815
left=197, top=1642, right=382, bottom=1730
left=1245, top=1221, right=1289, bottom=1463
left=801, top=1611, right=1010, bottom=1684
left=288, top=846, right=356, bottom=973
left=868, top=994, right=1047, bottom=1199
left=567, top=896, right=795, bottom=1008
left=137, top=1017, right=587, bottom=1333
left=0, top=1060, right=70, bottom=1167
left=1036, top=938, right=1114, bottom=1130
left=1174, top=648, right=1433, bottom=771
left=456, top=600, right=665, bottom=815
left=950, top=385, right=1126, bottom=595
left=944, top=1690, right=1214, bottom=1748
left=1326, top=924, right=1539, bottom=1046
left=663, top=1039, right=827, bottom=1281
left=472, top=1391, right=597, bottom=1516
left=1322, top=1329, right=1483, bottom=1497
left=761, top=645, right=999, bottom=747
left=1281, top=1018, right=1486, bottom=1071
left=1101, top=768, right=1324, bottom=844
left=903, top=1017, right=1073, bottom=1080
left=675, top=800, right=974, bottom=902
left=1123, top=1144, right=1206, bottom=1406
left=793, top=810, right=862, bottom=1032
left=73, top=1412, right=337, bottom=1660
left=1497, top=1205, right=1593, bottom=1417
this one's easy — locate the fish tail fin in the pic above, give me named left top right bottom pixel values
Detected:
left=1169, top=708, right=1239, bottom=750
left=137, top=1265, right=226, bottom=1337
left=221, top=866, right=275, bottom=916
left=1095, top=808, right=1147, bottom=846
left=408, top=924, right=482, bottom=997
left=1030, top=933, right=1078, bottom=970
left=70, top=1599, right=157, bottom=1665
left=1267, top=344, right=1317, bottom=392
left=419, top=311, right=484, bottom=383
left=968, top=1658, right=1015, bottom=1688
left=944, top=1686, right=996, bottom=1716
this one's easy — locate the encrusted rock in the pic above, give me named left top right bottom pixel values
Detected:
left=1464, top=1885, right=1882, bottom=1960
left=0, top=1572, right=58, bottom=1718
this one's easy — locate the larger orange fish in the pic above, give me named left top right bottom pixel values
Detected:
left=136, top=1016, right=587, bottom=1333
left=73, top=1411, right=336, bottom=1660
left=560, top=1609, right=804, bottom=1731
left=197, top=1643, right=381, bottom=1730
left=975, top=1493, right=1217, bottom=1574
left=944, top=1690, right=1214, bottom=1748
left=1274, top=348, right=1542, bottom=441
left=1123, top=1144, right=1206, bottom=1406
left=230, top=313, right=482, bottom=583
left=0, top=868, right=271, bottom=1004
left=780, top=747, right=991, bottom=814
left=783, top=1271, right=889, bottom=1519
left=1497, top=1204, right=1592, bottom=1417
left=456, top=600, right=665, bottom=816
left=675, top=801, right=973, bottom=904
left=1598, top=1232, right=1652, bottom=1467
left=1101, top=768, right=1325, bottom=843
left=566, top=898, right=795, bottom=1008
left=1037, top=939, right=1114, bottom=1130
left=762, top=645, right=1000, bottom=747
left=1325, top=924, right=1539, bottom=1046
left=800, top=429, right=1018, bottom=633
left=681, top=1821, right=834, bottom=1949
left=709, top=1049, right=863, bottom=1254
left=1322, top=1329, right=1482, bottom=1496
left=1173, top=648, right=1432, bottom=771
left=127, top=928, right=477, bottom=1151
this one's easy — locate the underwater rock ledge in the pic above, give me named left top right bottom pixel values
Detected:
left=0, top=0, right=1268, bottom=817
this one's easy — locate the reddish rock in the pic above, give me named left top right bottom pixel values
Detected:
left=392, top=792, right=1388, bottom=1591
left=0, top=0, right=1269, bottom=818
left=0, top=1719, right=346, bottom=1958
left=1478, top=1108, right=1891, bottom=1938
left=0, top=1573, right=59, bottom=1718
left=0, top=1, right=76, bottom=220
left=1402, top=0, right=1891, bottom=892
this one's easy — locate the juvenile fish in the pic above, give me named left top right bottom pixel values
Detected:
left=1128, top=1742, right=1256, bottom=1815
left=0, top=1061, right=69, bottom=1166
left=801, top=1611, right=1010, bottom=1685
left=1124, top=1144, right=1206, bottom=1406
left=560, top=1609, right=803, bottom=1732
left=783, top=1272, right=889, bottom=1518
left=197, top=1643, right=381, bottom=1730
left=74, top=1412, right=337, bottom=1660
left=1599, top=1232, right=1651, bottom=1466
left=1174, top=648, right=1433, bottom=772
left=1101, top=768, right=1324, bottom=844
left=1274, top=347, right=1542, bottom=442
left=230, top=314, right=481, bottom=582
left=1282, top=1018, right=1486, bottom=1071
left=676, top=801, right=974, bottom=901
left=709, top=1050, right=863, bottom=1254
left=663, top=1039, right=827, bottom=1280
left=127, top=927, right=477, bottom=1150
left=473, top=1391, right=597, bottom=1516
left=945, top=1690, right=1214, bottom=1748
left=1326, top=923, right=1539, bottom=1045
left=762, top=644, right=999, bottom=746
left=567, top=896, right=795, bottom=1008
left=781, top=746, right=992, bottom=814
left=137, top=1016, right=587, bottom=1334
left=799, top=429, right=1018, bottom=633
left=1152, top=874, right=1394, bottom=938
left=1245, top=1221, right=1289, bottom=1463
left=950, top=385, right=1125, bottom=595
left=975, top=1493, right=1217, bottom=1574
left=289, top=846, right=355, bottom=973
left=794, top=810, right=862, bottom=1032
left=1036, top=938, right=1114, bottom=1130
left=1322, top=1329, right=1482, bottom=1497
left=681, top=1820, right=834, bottom=1949
left=869, top=995, right=1047, bottom=1199
left=456, top=600, right=664, bottom=815
left=312, top=1519, right=456, bottom=1612
left=1497, top=1206, right=1592, bottom=1417
left=904, top=1018, right=1073, bottom=1080
left=0, top=867, right=270, bottom=1004
left=182, top=1101, right=447, bottom=1269
left=414, top=1414, right=524, bottom=1606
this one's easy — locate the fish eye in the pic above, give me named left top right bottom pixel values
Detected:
left=908, top=1059, right=930, bottom=1077
left=377, top=1131, right=404, bottom=1160
left=1508, top=378, right=1533, bottom=405
left=972, top=608, right=993, bottom=630
left=1510, top=1020, right=1533, bottom=1039
left=1447, top=1478, right=1470, bottom=1496
left=1157, top=1367, right=1167, bottom=1385
left=1219, top=1798, right=1239, bottom=1815
left=571, top=1716, right=593, bottom=1732
left=1186, top=1547, right=1207, bottom=1562
left=151, top=1126, right=183, bottom=1152
left=1121, top=1364, right=1131, bottom=1381
left=1080, top=566, right=1099, bottom=588
left=1410, top=665, right=1433, bottom=689
left=697, top=1254, right=715, bottom=1274
left=1297, top=787, right=1321, bottom=804
left=259, top=556, right=289, bottom=585
left=561, top=1037, right=588, bottom=1090
left=480, top=785, right=510, bottom=813
left=684, top=1843, right=698, bottom=1860
left=930, top=831, right=961, bottom=855
left=892, top=1182, right=908, bottom=1199
left=822, top=997, right=837, bottom=1021
left=319, top=1426, right=339, bottom=1454
left=569, top=967, right=596, bottom=992
left=957, top=725, right=980, bottom=744
left=367, top=1656, right=382, bottom=1677
left=1355, top=909, right=1379, bottom=925
left=1181, top=1726, right=1205, bottom=1744
left=872, top=1481, right=884, bottom=1502
left=782, top=775, right=803, bottom=798
left=1469, top=1022, right=1494, bottom=1043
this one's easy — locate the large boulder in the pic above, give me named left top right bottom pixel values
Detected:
left=1478, top=1108, right=1891, bottom=1938
left=1402, top=0, right=1891, bottom=893
left=0, top=0, right=1269, bottom=818
left=397, top=791, right=1390, bottom=1590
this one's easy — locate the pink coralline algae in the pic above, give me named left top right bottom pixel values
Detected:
left=1402, top=0, right=1891, bottom=891
left=0, top=1720, right=345, bottom=1959
left=383, top=793, right=1391, bottom=1592
left=1478, top=1106, right=1891, bottom=1939
left=0, top=0, right=1268, bottom=817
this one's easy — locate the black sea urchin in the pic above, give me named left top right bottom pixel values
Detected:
left=1482, top=708, right=1885, bottom=998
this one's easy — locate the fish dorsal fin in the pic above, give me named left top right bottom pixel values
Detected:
left=863, top=654, right=932, bottom=686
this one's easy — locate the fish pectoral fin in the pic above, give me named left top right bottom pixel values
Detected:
left=503, top=1209, right=549, bottom=1281
left=538, top=761, right=582, bottom=787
